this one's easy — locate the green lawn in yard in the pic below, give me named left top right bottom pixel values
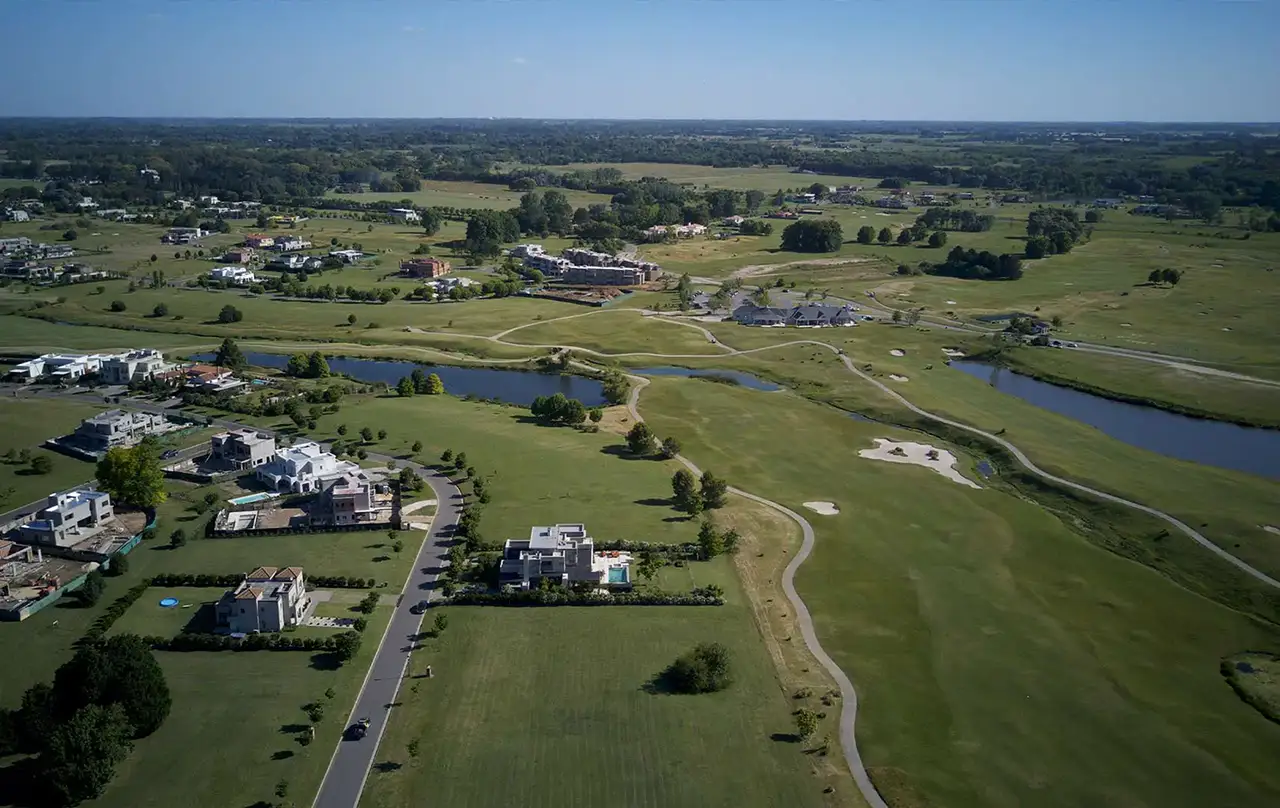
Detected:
left=0, top=397, right=101, bottom=510
left=636, top=374, right=1280, bottom=808
left=363, top=560, right=834, bottom=808
left=108, top=587, right=227, bottom=637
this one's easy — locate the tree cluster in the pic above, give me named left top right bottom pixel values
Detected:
left=284, top=351, right=331, bottom=379
left=780, top=219, right=843, bottom=253
left=915, top=207, right=995, bottom=232
left=1147, top=268, right=1184, bottom=286
left=922, top=246, right=1024, bottom=281
left=396, top=368, right=445, bottom=397
left=671, top=469, right=728, bottom=515
left=530, top=392, right=587, bottom=425
left=658, top=642, right=732, bottom=694
left=1025, top=208, right=1085, bottom=256
left=96, top=437, right=167, bottom=508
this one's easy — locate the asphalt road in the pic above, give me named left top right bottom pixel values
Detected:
left=311, top=461, right=460, bottom=808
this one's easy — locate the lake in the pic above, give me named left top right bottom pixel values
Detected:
left=950, top=360, right=1280, bottom=480
left=631, top=366, right=782, bottom=391
left=192, top=351, right=607, bottom=407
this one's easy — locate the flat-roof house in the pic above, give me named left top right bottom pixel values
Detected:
left=210, top=266, right=257, bottom=285
left=315, top=473, right=392, bottom=525
left=71, top=409, right=169, bottom=453
left=161, top=227, right=206, bottom=245
left=0, top=236, right=33, bottom=254
left=214, top=566, right=309, bottom=634
left=400, top=257, right=451, bottom=278
left=499, top=524, right=630, bottom=591
left=329, top=249, right=364, bottom=264
left=210, top=429, right=276, bottom=470
left=272, top=237, right=312, bottom=252
left=18, top=490, right=114, bottom=548
left=256, top=441, right=361, bottom=494
left=100, top=349, right=168, bottom=385
left=8, top=352, right=106, bottom=381
left=388, top=207, right=421, bottom=224
left=3, top=209, right=30, bottom=223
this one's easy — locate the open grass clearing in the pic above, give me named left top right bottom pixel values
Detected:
left=636, top=373, right=1280, bottom=808
left=0, top=397, right=101, bottom=511
left=324, top=179, right=610, bottom=211
left=501, top=309, right=729, bottom=355
left=363, top=561, right=844, bottom=808
left=107, top=587, right=228, bottom=638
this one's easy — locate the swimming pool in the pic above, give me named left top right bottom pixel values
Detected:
left=607, top=567, right=629, bottom=584
left=229, top=492, right=277, bottom=506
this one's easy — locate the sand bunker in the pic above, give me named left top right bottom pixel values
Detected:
left=889, top=374, right=909, bottom=382
left=803, top=501, right=840, bottom=516
left=1264, top=525, right=1280, bottom=536
left=858, top=439, right=981, bottom=489
left=942, top=348, right=966, bottom=357
left=889, top=349, right=905, bottom=357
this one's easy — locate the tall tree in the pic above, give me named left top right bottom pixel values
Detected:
left=96, top=438, right=167, bottom=508
left=214, top=337, right=246, bottom=370
left=698, top=518, right=724, bottom=558
left=745, top=189, right=765, bottom=213
left=420, top=207, right=443, bottom=236
left=626, top=422, right=655, bottom=455
left=40, top=703, right=134, bottom=806
left=699, top=471, right=728, bottom=510
left=856, top=225, right=875, bottom=244
left=306, top=351, right=330, bottom=378
left=425, top=373, right=445, bottom=395
left=671, top=469, right=702, bottom=515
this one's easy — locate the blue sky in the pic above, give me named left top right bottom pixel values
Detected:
left=1, top=0, right=1277, bottom=121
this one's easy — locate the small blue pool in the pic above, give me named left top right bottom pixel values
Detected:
left=159, top=597, right=179, bottom=608
left=229, top=492, right=276, bottom=505
left=607, top=567, right=629, bottom=584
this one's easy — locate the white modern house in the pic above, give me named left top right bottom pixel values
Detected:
left=315, top=472, right=393, bottom=525
left=70, top=409, right=170, bottom=453
left=18, top=490, right=115, bottom=548
left=100, top=349, right=169, bottom=384
left=256, top=442, right=362, bottom=493
left=214, top=566, right=309, bottom=634
left=210, top=429, right=277, bottom=470
left=209, top=266, right=257, bottom=285
left=498, top=524, right=631, bottom=590
left=9, top=353, right=106, bottom=381
left=388, top=207, right=421, bottom=224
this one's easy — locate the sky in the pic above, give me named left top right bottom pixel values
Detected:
left=0, top=0, right=1277, bottom=122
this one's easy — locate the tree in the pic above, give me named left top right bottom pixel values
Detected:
left=659, top=643, right=732, bottom=694
left=671, top=469, right=702, bottom=515
left=1183, top=191, right=1222, bottom=223
left=856, top=225, right=875, bottom=244
left=337, top=424, right=348, bottom=436
left=896, top=228, right=913, bottom=245
left=454, top=451, right=467, bottom=469
left=1026, top=208, right=1083, bottom=253
left=214, top=338, right=246, bottom=369
left=106, top=553, right=128, bottom=577
left=589, top=408, right=603, bottom=423
left=441, top=449, right=454, bottom=464
left=1160, top=267, right=1183, bottom=286
left=530, top=393, right=587, bottom=425
left=1084, top=209, right=1102, bottom=223
left=29, top=454, right=52, bottom=475
left=1024, top=236, right=1049, bottom=259
left=96, top=439, right=167, bottom=508
left=75, top=570, right=105, bottom=606
left=396, top=376, right=415, bottom=397
left=636, top=552, right=661, bottom=582
left=347, top=313, right=357, bottom=325
left=169, top=528, right=186, bottom=548
left=928, top=231, right=947, bottom=248
left=1147, top=268, right=1162, bottom=284
left=306, top=351, right=330, bottom=378
left=780, top=219, right=843, bottom=253
left=152, top=303, right=169, bottom=318
left=411, top=440, right=423, bottom=453
left=699, top=471, right=728, bottom=510
left=660, top=436, right=681, bottom=459
left=333, top=631, right=362, bottom=663
left=877, top=227, right=893, bottom=244
left=434, top=612, right=449, bottom=634
left=425, top=372, right=444, bottom=395
left=464, top=209, right=520, bottom=260
left=420, top=207, right=443, bottom=236
left=109, top=300, right=127, bottom=312
left=62, top=228, right=78, bottom=241
left=40, top=703, right=134, bottom=806
left=360, top=426, right=374, bottom=443
left=626, top=422, right=655, bottom=455
left=218, top=304, right=243, bottom=323
left=51, top=634, right=172, bottom=739
left=698, top=518, right=725, bottom=558
left=794, top=708, right=820, bottom=740
left=745, top=189, right=765, bottom=213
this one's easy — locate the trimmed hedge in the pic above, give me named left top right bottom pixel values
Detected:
left=448, top=589, right=724, bottom=607
left=471, top=539, right=702, bottom=559
left=208, top=520, right=395, bottom=539
left=150, top=572, right=376, bottom=589
left=146, top=633, right=339, bottom=653
left=82, top=581, right=152, bottom=642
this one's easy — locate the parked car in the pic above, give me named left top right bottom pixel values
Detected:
left=161, top=449, right=179, bottom=459
left=410, top=600, right=431, bottom=614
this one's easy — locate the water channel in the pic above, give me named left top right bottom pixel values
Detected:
left=950, top=360, right=1280, bottom=480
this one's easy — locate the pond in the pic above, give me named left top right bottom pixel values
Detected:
left=631, top=366, right=782, bottom=391
left=192, top=351, right=607, bottom=407
left=950, top=360, right=1280, bottom=480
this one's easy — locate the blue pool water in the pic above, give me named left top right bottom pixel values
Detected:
left=159, top=597, right=179, bottom=608
left=229, top=492, right=276, bottom=505
left=607, top=567, right=628, bottom=584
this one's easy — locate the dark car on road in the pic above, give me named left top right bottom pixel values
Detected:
left=345, top=717, right=371, bottom=740
left=410, top=600, right=431, bottom=614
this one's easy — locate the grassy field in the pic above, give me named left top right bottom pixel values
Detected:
left=500, top=309, right=731, bottom=355
left=107, top=586, right=228, bottom=637
left=635, top=373, right=1280, bottom=808
left=0, top=397, right=102, bottom=511
left=537, top=162, right=883, bottom=192
left=362, top=561, right=834, bottom=808
left=325, top=179, right=611, bottom=210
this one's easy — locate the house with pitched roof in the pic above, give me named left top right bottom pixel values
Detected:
left=214, top=566, right=309, bottom=634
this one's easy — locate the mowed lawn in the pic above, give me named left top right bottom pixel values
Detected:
left=299, top=394, right=701, bottom=545
left=363, top=563, right=829, bottom=808
left=636, top=375, right=1280, bottom=808
left=324, top=179, right=611, bottom=211
left=500, top=308, right=731, bottom=355
left=0, top=397, right=102, bottom=510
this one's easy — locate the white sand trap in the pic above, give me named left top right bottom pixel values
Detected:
left=889, top=349, right=906, bottom=357
left=859, top=439, right=980, bottom=489
left=803, top=501, right=840, bottom=516
left=1221, top=327, right=1232, bottom=332
left=946, top=300, right=958, bottom=305
left=889, top=374, right=909, bottom=382
left=1263, top=525, right=1280, bottom=536
left=1120, top=323, right=1132, bottom=328
left=942, top=348, right=966, bottom=357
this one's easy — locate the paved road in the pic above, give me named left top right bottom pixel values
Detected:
left=311, top=461, right=460, bottom=808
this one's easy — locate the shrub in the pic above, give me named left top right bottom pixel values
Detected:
left=659, top=643, right=732, bottom=694
left=109, top=300, right=127, bottom=312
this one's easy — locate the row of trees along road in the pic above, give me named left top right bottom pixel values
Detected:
left=0, top=635, right=173, bottom=806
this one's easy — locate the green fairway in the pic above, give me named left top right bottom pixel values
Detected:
left=363, top=563, right=833, bottom=808
left=635, top=374, right=1280, bottom=808
left=0, top=397, right=101, bottom=510
left=500, top=309, right=731, bottom=355
left=0, top=315, right=214, bottom=353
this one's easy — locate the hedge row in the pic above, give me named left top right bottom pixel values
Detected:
left=145, top=633, right=340, bottom=653
left=149, top=573, right=376, bottom=589
left=208, top=520, right=396, bottom=539
left=83, top=581, right=152, bottom=642
left=448, top=589, right=724, bottom=607
left=472, top=539, right=702, bottom=559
